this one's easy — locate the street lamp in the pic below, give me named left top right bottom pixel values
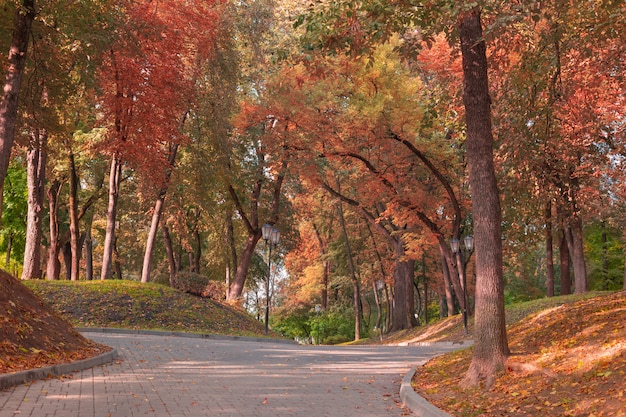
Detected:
left=262, top=223, right=280, bottom=335
left=451, top=235, right=473, bottom=335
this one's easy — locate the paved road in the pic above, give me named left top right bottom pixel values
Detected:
left=0, top=332, right=459, bottom=417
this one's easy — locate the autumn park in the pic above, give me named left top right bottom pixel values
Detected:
left=0, top=0, right=625, bottom=416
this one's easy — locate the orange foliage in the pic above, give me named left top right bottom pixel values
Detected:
left=96, top=0, right=222, bottom=187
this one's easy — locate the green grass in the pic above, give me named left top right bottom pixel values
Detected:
left=24, top=279, right=277, bottom=338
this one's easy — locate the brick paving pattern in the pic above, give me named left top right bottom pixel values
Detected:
left=0, top=332, right=459, bottom=417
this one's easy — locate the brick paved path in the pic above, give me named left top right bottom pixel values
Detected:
left=0, top=332, right=459, bottom=417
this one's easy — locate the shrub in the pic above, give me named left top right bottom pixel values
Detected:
left=171, top=271, right=226, bottom=300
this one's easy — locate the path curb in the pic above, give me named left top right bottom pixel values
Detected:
left=400, top=364, right=453, bottom=417
left=0, top=348, right=118, bottom=390
left=77, top=327, right=298, bottom=345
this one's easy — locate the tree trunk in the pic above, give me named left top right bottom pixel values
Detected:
left=564, top=219, right=587, bottom=294
left=141, top=196, right=165, bottom=283
left=84, top=225, right=94, bottom=280
left=559, top=230, right=572, bottom=295
left=601, top=224, right=608, bottom=289
left=100, top=156, right=122, bottom=280
left=459, top=8, right=509, bottom=388
left=22, top=128, right=47, bottom=280
left=141, top=142, right=179, bottom=283
left=0, top=0, right=35, bottom=195
left=46, top=180, right=62, bottom=280
left=439, top=246, right=455, bottom=317
left=62, top=242, right=72, bottom=280
left=193, top=219, right=201, bottom=273
left=337, top=197, right=361, bottom=341
left=545, top=200, right=555, bottom=296
left=162, top=224, right=176, bottom=286
left=390, top=239, right=415, bottom=331
left=113, top=237, right=123, bottom=280
left=68, top=151, right=80, bottom=281
left=228, top=232, right=263, bottom=300
left=5, top=234, right=12, bottom=268
left=623, top=255, right=626, bottom=290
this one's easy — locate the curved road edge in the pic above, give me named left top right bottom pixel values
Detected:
left=0, top=348, right=118, bottom=391
left=400, top=364, right=453, bottom=417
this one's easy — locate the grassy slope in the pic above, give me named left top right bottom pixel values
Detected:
left=24, top=280, right=275, bottom=337
left=413, top=291, right=626, bottom=417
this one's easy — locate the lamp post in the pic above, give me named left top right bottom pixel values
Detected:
left=451, top=235, right=473, bottom=335
left=262, top=223, right=280, bottom=335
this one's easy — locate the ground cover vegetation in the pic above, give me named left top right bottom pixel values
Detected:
left=0, top=0, right=624, bottom=393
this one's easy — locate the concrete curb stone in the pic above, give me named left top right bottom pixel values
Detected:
left=0, top=348, right=118, bottom=390
left=77, top=327, right=298, bottom=344
left=400, top=364, right=454, bottom=417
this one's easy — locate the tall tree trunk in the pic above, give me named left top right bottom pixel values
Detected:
left=5, top=234, right=12, bottom=268
left=623, top=256, right=626, bottom=290
left=46, top=180, right=62, bottom=280
left=193, top=208, right=201, bottom=273
left=84, top=224, right=94, bottom=280
left=337, top=197, right=361, bottom=341
left=313, top=222, right=332, bottom=310
left=601, top=223, right=608, bottom=289
left=68, top=151, right=80, bottom=281
left=22, top=128, right=47, bottom=280
left=559, top=230, right=572, bottom=295
left=390, top=239, right=414, bottom=331
left=459, top=8, right=509, bottom=388
left=0, top=0, right=35, bottom=198
left=113, top=237, right=123, bottom=280
left=141, top=142, right=180, bottom=283
left=62, top=242, right=71, bottom=280
left=228, top=232, right=263, bottom=300
left=545, top=200, right=555, bottom=296
left=141, top=196, right=165, bottom=283
left=439, top=246, right=456, bottom=317
left=100, top=156, right=122, bottom=280
left=564, top=218, right=587, bottom=294
left=162, top=224, right=176, bottom=286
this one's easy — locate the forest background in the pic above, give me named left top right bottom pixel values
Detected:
left=0, top=0, right=625, bottom=385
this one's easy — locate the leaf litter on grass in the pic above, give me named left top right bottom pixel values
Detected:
left=413, top=291, right=626, bottom=417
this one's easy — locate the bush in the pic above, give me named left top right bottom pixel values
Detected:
left=171, top=271, right=226, bottom=300
left=310, top=307, right=355, bottom=345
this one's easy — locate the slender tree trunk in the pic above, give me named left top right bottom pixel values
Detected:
left=337, top=197, right=361, bottom=341
left=459, top=8, right=509, bottom=388
left=84, top=225, right=93, bottom=280
left=113, top=236, right=123, bottom=279
left=101, top=156, right=122, bottom=280
left=0, top=0, right=35, bottom=196
left=162, top=224, right=176, bottom=286
left=623, top=256, right=626, bottom=290
left=68, top=151, right=80, bottom=281
left=439, top=246, right=455, bottom=317
left=62, top=242, right=71, bottom=280
left=141, top=142, right=180, bottom=283
left=423, top=254, right=429, bottom=324
left=141, top=197, right=165, bottom=283
left=601, top=223, right=608, bottom=289
left=46, top=180, right=62, bottom=280
left=5, top=234, right=12, bottom=268
left=313, top=222, right=331, bottom=310
left=193, top=212, right=201, bottom=273
left=22, top=128, right=47, bottom=280
left=545, top=200, right=555, bottom=296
